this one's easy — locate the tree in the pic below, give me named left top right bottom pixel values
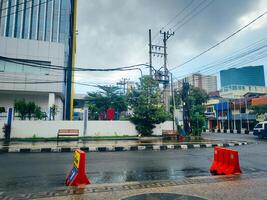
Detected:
left=27, top=101, right=36, bottom=120
left=34, top=106, right=45, bottom=120
left=127, top=76, right=169, bottom=136
left=14, top=99, right=28, bottom=120
left=87, top=85, right=127, bottom=120
left=249, top=105, right=267, bottom=115
left=14, top=99, right=43, bottom=120
left=50, top=104, right=58, bottom=120
left=175, top=86, right=208, bottom=136
left=0, top=107, right=5, bottom=113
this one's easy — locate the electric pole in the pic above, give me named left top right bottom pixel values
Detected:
left=117, top=78, right=129, bottom=95
left=149, top=29, right=152, bottom=76
left=160, top=30, right=174, bottom=112
left=182, top=79, right=190, bottom=135
left=148, top=29, right=174, bottom=112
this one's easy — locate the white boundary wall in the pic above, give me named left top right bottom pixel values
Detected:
left=0, top=121, right=4, bottom=138
left=7, top=120, right=173, bottom=138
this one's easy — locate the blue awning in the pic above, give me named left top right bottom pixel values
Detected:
left=214, top=102, right=230, bottom=111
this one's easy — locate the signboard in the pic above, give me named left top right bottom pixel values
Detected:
left=74, top=150, right=80, bottom=168
left=67, top=167, right=78, bottom=183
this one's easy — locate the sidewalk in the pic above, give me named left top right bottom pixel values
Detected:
left=0, top=139, right=249, bottom=153
left=1, top=172, right=267, bottom=200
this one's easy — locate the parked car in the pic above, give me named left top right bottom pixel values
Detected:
left=253, top=121, right=267, bottom=138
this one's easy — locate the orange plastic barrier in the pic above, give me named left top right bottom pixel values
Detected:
left=210, top=147, right=241, bottom=175
left=66, top=149, right=91, bottom=186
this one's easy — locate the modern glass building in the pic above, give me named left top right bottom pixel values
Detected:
left=220, top=66, right=265, bottom=87
left=0, top=0, right=72, bottom=66
left=0, top=0, right=76, bottom=120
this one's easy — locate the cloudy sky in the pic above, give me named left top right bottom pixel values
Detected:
left=75, top=0, right=267, bottom=94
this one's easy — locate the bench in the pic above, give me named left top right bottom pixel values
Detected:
left=162, top=130, right=178, bottom=140
left=57, top=129, right=79, bottom=140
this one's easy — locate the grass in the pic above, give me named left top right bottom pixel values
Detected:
left=9, top=135, right=139, bottom=142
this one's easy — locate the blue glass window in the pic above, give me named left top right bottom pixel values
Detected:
left=5, top=0, right=14, bottom=37
left=30, top=0, right=39, bottom=39
left=14, top=0, right=24, bottom=38
left=22, top=0, right=31, bottom=39
left=59, top=0, right=71, bottom=67
left=52, top=0, right=60, bottom=42
left=0, top=0, right=7, bottom=36
left=45, top=0, right=52, bottom=41
left=37, top=0, right=45, bottom=40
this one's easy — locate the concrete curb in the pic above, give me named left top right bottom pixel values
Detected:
left=0, top=142, right=249, bottom=153
left=205, top=129, right=253, bottom=135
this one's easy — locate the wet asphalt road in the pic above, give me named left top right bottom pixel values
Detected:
left=0, top=133, right=267, bottom=195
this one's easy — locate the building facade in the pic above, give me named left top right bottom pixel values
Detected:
left=0, top=0, right=76, bottom=120
left=220, top=85, right=267, bottom=99
left=174, top=73, right=217, bottom=94
left=220, top=66, right=265, bottom=87
left=204, top=98, right=257, bottom=131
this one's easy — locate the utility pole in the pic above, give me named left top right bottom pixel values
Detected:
left=149, top=29, right=152, bottom=76
left=160, top=30, right=174, bottom=112
left=117, top=78, right=129, bottom=95
left=170, top=73, right=176, bottom=131
left=148, top=29, right=174, bottom=113
left=182, top=79, right=190, bottom=135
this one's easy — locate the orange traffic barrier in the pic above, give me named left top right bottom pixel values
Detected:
left=210, top=147, right=220, bottom=174
left=66, top=149, right=91, bottom=186
left=210, top=147, right=241, bottom=175
left=224, top=149, right=241, bottom=175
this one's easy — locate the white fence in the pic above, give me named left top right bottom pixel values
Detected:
left=1, top=120, right=173, bottom=138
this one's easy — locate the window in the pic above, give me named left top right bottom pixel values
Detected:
left=30, top=0, right=38, bottom=39
left=0, top=0, right=6, bottom=36
left=14, top=0, right=25, bottom=38
left=255, top=123, right=263, bottom=129
left=22, top=0, right=31, bottom=39
left=45, top=0, right=53, bottom=41
left=52, top=0, right=60, bottom=42
left=37, top=0, right=45, bottom=40
left=4, top=61, right=23, bottom=73
left=6, top=0, right=16, bottom=37
left=0, top=60, right=5, bottom=71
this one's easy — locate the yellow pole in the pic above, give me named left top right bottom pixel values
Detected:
left=70, top=0, right=77, bottom=120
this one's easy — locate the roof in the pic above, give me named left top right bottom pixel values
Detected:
left=251, top=95, right=267, bottom=106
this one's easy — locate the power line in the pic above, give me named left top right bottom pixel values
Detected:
left=152, top=0, right=196, bottom=42
left=0, top=56, right=150, bottom=71
left=189, top=36, right=267, bottom=75
left=168, top=0, right=207, bottom=31
left=0, top=80, right=117, bottom=87
left=170, top=10, right=267, bottom=71
left=172, top=0, right=215, bottom=33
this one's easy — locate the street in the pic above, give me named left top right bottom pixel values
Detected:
left=0, top=133, right=267, bottom=196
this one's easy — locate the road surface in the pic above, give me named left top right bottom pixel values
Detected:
left=0, top=133, right=266, bottom=195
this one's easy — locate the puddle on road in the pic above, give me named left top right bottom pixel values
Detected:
left=88, top=168, right=210, bottom=184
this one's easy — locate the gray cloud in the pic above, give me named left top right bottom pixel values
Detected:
left=75, top=0, right=264, bottom=93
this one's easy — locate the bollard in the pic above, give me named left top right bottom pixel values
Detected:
left=66, top=149, right=91, bottom=186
